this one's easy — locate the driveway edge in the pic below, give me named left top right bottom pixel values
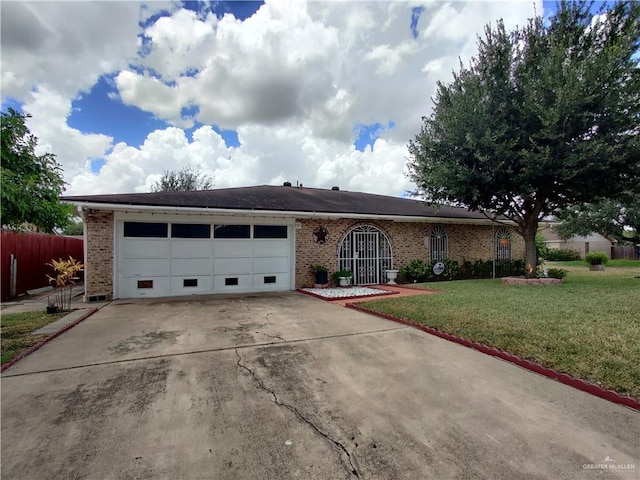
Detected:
left=346, top=303, right=640, bottom=411
left=1, top=308, right=99, bottom=374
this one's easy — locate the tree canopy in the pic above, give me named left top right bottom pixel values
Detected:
left=555, top=198, right=639, bottom=243
left=1, top=108, right=71, bottom=232
left=150, top=165, right=213, bottom=192
left=408, top=1, right=640, bottom=274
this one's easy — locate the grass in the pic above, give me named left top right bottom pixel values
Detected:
left=553, top=259, right=640, bottom=268
left=1, top=311, right=67, bottom=364
left=361, top=262, right=640, bottom=398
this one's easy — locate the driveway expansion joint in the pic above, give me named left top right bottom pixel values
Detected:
left=235, top=348, right=361, bottom=478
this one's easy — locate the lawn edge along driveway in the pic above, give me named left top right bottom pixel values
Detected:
left=346, top=303, right=640, bottom=411
left=0, top=308, right=99, bottom=373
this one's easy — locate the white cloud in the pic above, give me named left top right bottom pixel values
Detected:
left=0, top=1, right=158, bottom=100
left=21, top=86, right=113, bottom=185
left=2, top=0, right=541, bottom=199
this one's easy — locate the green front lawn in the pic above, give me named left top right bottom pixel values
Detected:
left=1, top=311, right=66, bottom=364
left=557, top=259, right=640, bottom=268
left=361, top=264, right=640, bottom=398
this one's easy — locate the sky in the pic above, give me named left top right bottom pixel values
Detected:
left=1, top=0, right=553, bottom=197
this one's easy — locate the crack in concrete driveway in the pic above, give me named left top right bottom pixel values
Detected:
left=235, top=347, right=361, bottom=478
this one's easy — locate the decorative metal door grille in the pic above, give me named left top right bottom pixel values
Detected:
left=496, top=228, right=511, bottom=262
left=430, top=226, right=448, bottom=261
left=338, top=225, right=392, bottom=285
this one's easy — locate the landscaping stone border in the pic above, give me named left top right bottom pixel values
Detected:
left=1, top=308, right=99, bottom=374
left=346, top=303, right=640, bottom=411
left=501, top=277, right=565, bottom=285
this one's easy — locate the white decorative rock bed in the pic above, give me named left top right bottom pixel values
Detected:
left=301, top=287, right=388, bottom=298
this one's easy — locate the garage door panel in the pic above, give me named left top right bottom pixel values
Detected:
left=171, top=258, right=213, bottom=276
left=214, top=257, right=252, bottom=275
left=253, top=257, right=289, bottom=273
left=120, top=258, right=170, bottom=277
left=171, top=240, right=211, bottom=258
left=119, top=277, right=169, bottom=298
left=214, top=241, right=252, bottom=258
left=121, top=239, right=170, bottom=258
left=253, top=241, right=289, bottom=256
left=170, top=276, right=214, bottom=292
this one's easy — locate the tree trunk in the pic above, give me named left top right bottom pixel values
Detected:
left=523, top=227, right=538, bottom=278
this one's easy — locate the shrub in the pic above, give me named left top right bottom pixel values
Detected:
left=440, top=258, right=461, bottom=281
left=535, top=233, right=549, bottom=260
left=496, top=259, right=525, bottom=277
left=547, top=268, right=568, bottom=279
left=399, top=260, right=430, bottom=283
left=585, top=252, right=609, bottom=265
left=543, top=248, right=581, bottom=261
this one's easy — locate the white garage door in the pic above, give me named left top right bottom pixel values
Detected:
left=117, top=219, right=293, bottom=298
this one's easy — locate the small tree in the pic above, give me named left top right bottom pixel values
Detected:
left=47, top=256, right=85, bottom=312
left=1, top=108, right=71, bottom=231
left=408, top=1, right=640, bottom=276
left=150, top=165, right=213, bottom=192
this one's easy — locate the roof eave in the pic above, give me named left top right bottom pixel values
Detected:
left=65, top=200, right=514, bottom=226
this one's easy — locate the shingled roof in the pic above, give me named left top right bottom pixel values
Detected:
left=63, top=185, right=495, bottom=220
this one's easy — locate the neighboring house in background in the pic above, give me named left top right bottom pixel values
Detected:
left=63, top=184, right=524, bottom=301
left=539, top=223, right=612, bottom=258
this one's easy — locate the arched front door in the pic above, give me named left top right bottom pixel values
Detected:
left=338, top=225, right=393, bottom=284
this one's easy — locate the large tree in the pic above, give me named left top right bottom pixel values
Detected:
left=1, top=108, right=71, bottom=232
left=555, top=198, right=640, bottom=243
left=150, top=164, right=213, bottom=192
left=408, top=1, right=640, bottom=275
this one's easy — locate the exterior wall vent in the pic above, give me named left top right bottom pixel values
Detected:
left=331, top=186, right=340, bottom=191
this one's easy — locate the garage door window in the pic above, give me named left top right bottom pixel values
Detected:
left=172, top=223, right=211, bottom=238
left=124, top=222, right=168, bottom=237
left=214, top=225, right=250, bottom=239
left=254, top=225, right=288, bottom=239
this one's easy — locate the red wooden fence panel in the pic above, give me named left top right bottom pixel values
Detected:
left=1, top=232, right=84, bottom=301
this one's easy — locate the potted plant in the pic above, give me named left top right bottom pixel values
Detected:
left=309, top=264, right=329, bottom=287
left=585, top=252, right=608, bottom=271
left=332, top=269, right=352, bottom=287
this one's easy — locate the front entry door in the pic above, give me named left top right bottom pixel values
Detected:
left=338, top=225, right=392, bottom=285
left=354, top=230, right=379, bottom=284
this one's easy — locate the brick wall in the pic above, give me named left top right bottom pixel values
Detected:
left=84, top=210, right=114, bottom=300
left=295, top=219, right=523, bottom=287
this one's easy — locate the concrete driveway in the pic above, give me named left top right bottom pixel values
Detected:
left=1, top=293, right=638, bottom=479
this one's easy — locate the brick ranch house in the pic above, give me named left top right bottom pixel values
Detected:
left=63, top=184, right=524, bottom=301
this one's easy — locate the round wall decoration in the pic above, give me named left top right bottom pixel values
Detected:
left=313, top=226, right=328, bottom=244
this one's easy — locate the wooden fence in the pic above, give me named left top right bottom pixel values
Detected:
left=611, top=245, right=639, bottom=260
left=1, top=231, right=84, bottom=301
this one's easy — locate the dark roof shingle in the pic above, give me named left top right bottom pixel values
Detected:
left=63, top=185, right=493, bottom=220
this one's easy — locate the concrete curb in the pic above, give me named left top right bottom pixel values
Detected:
left=345, top=303, right=640, bottom=411
left=296, top=288, right=397, bottom=302
left=1, top=308, right=99, bottom=374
